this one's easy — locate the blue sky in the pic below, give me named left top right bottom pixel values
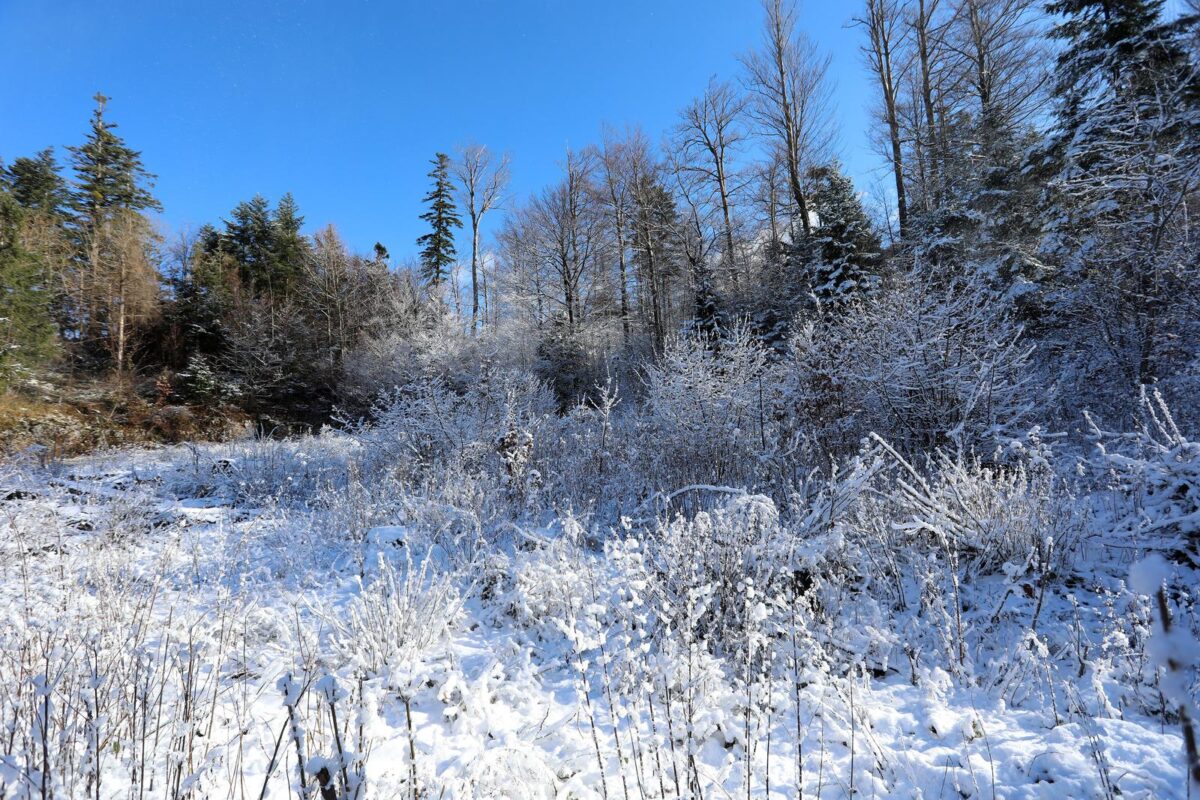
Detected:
left=0, top=0, right=880, bottom=259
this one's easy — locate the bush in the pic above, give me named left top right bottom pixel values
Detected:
left=642, top=327, right=779, bottom=491
left=787, top=275, right=1043, bottom=456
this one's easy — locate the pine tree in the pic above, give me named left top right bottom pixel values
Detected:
left=416, top=153, right=461, bottom=288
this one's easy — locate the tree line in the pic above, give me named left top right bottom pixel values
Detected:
left=2, top=0, right=1197, bottom=429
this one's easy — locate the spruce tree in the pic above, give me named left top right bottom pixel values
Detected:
left=691, top=262, right=723, bottom=339
left=66, top=93, right=163, bottom=373
left=225, top=195, right=276, bottom=293
left=2, top=149, right=69, bottom=214
left=213, top=194, right=308, bottom=298
left=631, top=177, right=680, bottom=350
left=1037, top=0, right=1200, bottom=391
left=69, top=93, right=162, bottom=221
left=804, top=163, right=880, bottom=302
left=271, top=192, right=308, bottom=293
left=165, top=223, right=231, bottom=366
left=416, top=153, right=461, bottom=288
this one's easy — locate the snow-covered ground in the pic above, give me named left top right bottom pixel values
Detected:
left=0, top=429, right=1195, bottom=798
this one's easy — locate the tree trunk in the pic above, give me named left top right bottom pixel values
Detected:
left=916, top=0, right=941, bottom=208
left=470, top=210, right=481, bottom=335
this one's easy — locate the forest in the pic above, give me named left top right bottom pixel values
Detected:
left=1, top=0, right=1199, bottom=796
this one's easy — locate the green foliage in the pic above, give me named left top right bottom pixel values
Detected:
left=536, top=315, right=595, bottom=411
left=1048, top=0, right=1169, bottom=93
left=68, top=93, right=162, bottom=222
left=200, top=194, right=310, bottom=298
left=416, top=153, right=461, bottom=287
left=0, top=192, right=58, bottom=388
left=2, top=148, right=69, bottom=214
left=271, top=192, right=308, bottom=292
left=691, top=262, right=723, bottom=339
left=804, top=162, right=880, bottom=302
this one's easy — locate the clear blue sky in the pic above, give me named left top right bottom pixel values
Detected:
left=0, top=0, right=880, bottom=258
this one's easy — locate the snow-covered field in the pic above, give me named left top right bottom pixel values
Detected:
left=1, top=403, right=1197, bottom=798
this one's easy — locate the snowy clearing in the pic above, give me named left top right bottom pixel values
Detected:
left=1, top=413, right=1195, bottom=798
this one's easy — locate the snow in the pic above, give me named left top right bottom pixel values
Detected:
left=0, top=432, right=1195, bottom=798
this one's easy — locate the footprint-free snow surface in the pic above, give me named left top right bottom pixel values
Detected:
left=0, top=435, right=1193, bottom=798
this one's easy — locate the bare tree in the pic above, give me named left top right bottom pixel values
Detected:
left=908, top=0, right=947, bottom=210
left=296, top=225, right=370, bottom=374
left=665, top=145, right=721, bottom=312
left=944, top=0, right=1048, bottom=137
left=742, top=0, right=836, bottom=236
left=748, top=146, right=790, bottom=255
left=594, top=127, right=639, bottom=344
left=497, top=203, right=551, bottom=330
left=857, top=0, right=910, bottom=237
left=452, top=143, right=511, bottom=335
left=530, top=149, right=604, bottom=334
left=673, top=78, right=748, bottom=285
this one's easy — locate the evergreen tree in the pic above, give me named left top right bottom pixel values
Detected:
left=416, top=153, right=461, bottom=288
left=212, top=194, right=308, bottom=298
left=804, top=163, right=880, bottom=302
left=66, top=93, right=163, bottom=372
left=536, top=313, right=593, bottom=411
left=0, top=190, right=58, bottom=387
left=1048, top=0, right=1172, bottom=102
left=1045, top=0, right=1197, bottom=172
left=691, top=261, right=723, bottom=339
left=2, top=149, right=73, bottom=338
left=68, top=93, right=162, bottom=221
left=167, top=223, right=232, bottom=364
left=225, top=194, right=277, bottom=293
left=1037, top=0, right=1200, bottom=394
left=631, top=177, right=680, bottom=350
left=2, top=149, right=69, bottom=214
left=271, top=192, right=308, bottom=293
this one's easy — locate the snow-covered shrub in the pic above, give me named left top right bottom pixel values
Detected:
left=875, top=440, right=1085, bottom=577
left=331, top=553, right=461, bottom=686
left=643, top=327, right=779, bottom=491
left=647, top=493, right=784, bottom=653
left=549, top=381, right=648, bottom=515
left=341, top=310, right=513, bottom=408
left=787, top=275, right=1042, bottom=455
left=354, top=366, right=556, bottom=485
left=1090, top=389, right=1200, bottom=563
